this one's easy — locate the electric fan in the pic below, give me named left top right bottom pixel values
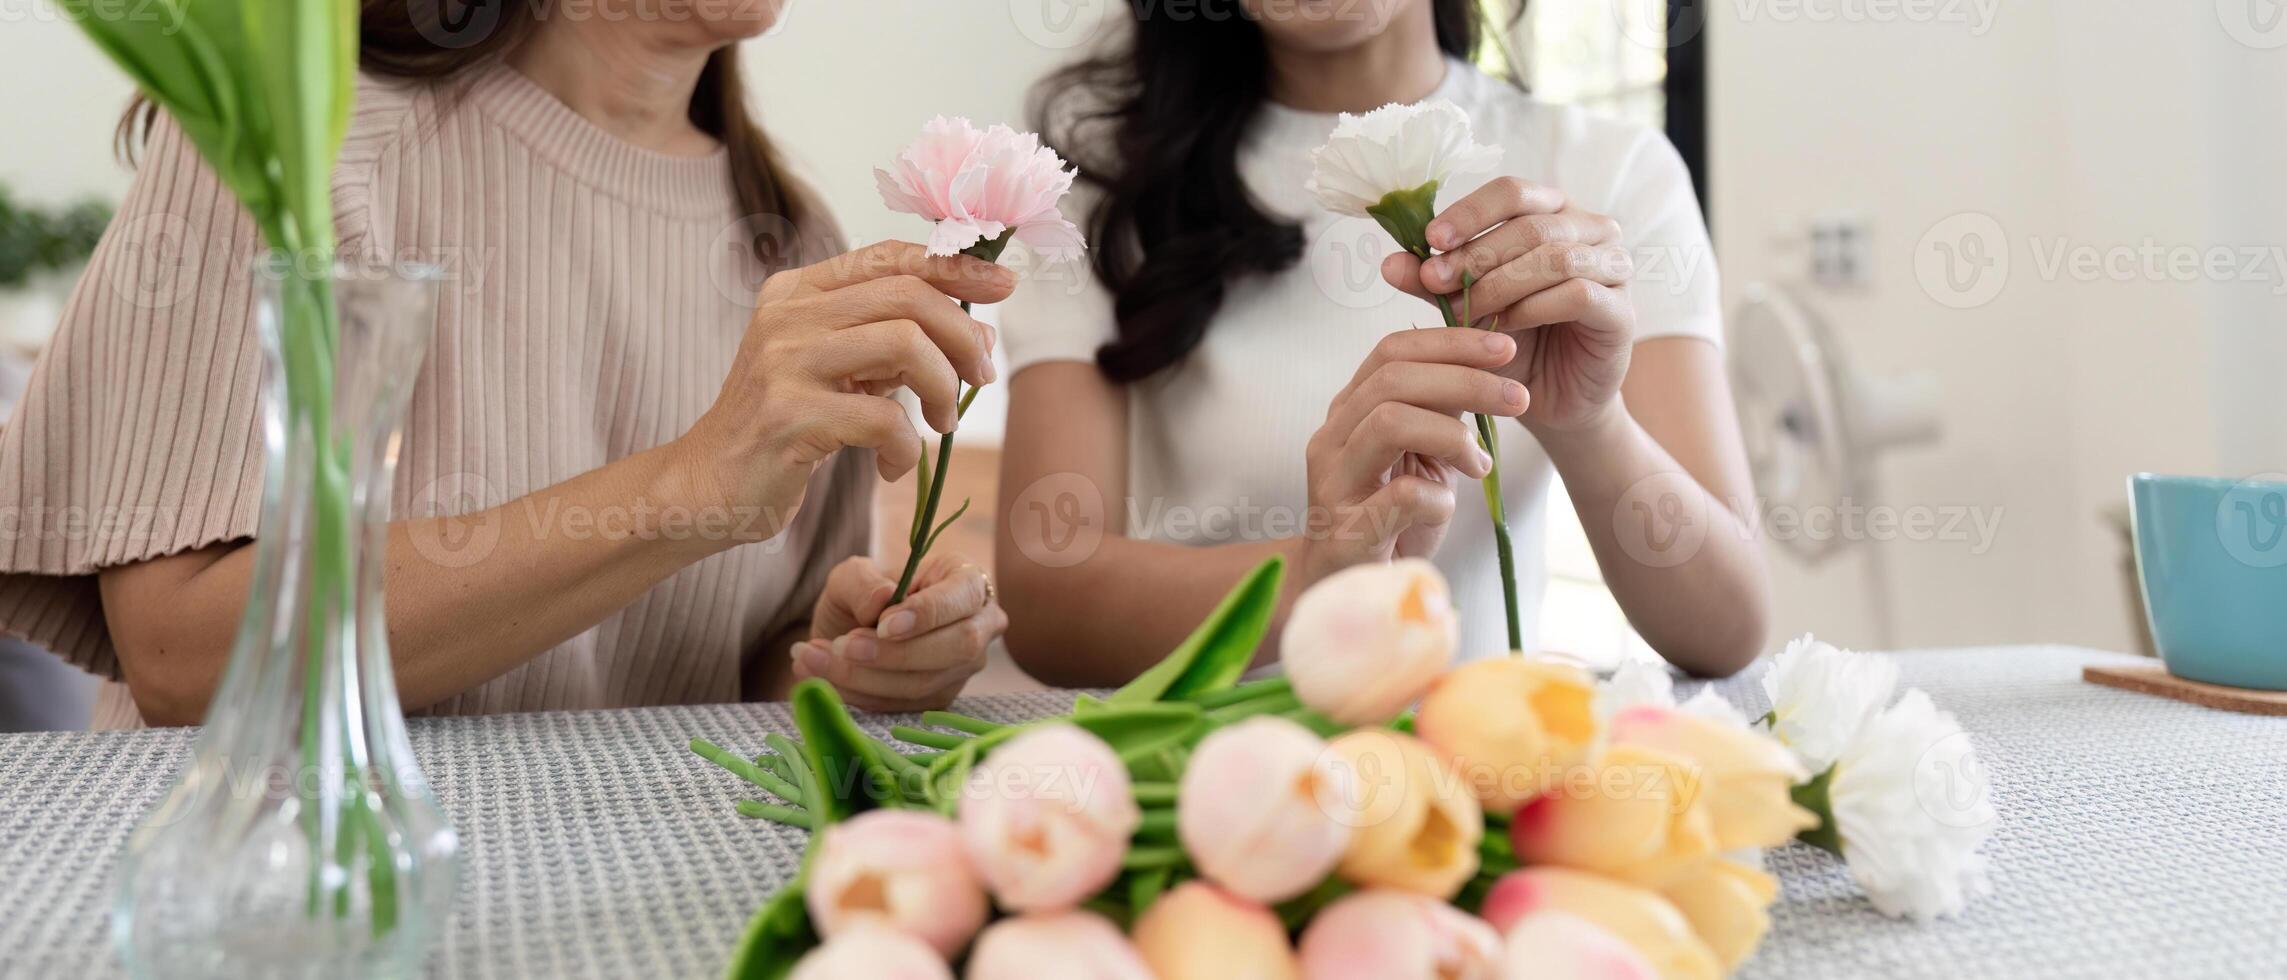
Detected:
left=1728, top=283, right=1941, bottom=645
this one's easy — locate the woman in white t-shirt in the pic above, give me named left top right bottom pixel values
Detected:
left=993, top=0, right=1769, bottom=681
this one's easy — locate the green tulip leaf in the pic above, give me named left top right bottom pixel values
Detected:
left=790, top=680, right=901, bottom=820
left=1108, top=555, right=1285, bottom=705
left=722, top=875, right=817, bottom=980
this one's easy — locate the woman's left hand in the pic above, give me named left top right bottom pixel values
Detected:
left=1380, top=176, right=1637, bottom=434
left=794, top=554, right=1005, bottom=712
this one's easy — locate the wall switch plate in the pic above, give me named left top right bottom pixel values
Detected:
left=1809, top=214, right=1872, bottom=288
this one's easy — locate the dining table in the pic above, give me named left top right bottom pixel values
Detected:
left=3, top=644, right=2283, bottom=979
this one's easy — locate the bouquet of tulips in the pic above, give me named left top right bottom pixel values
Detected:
left=694, top=553, right=2000, bottom=979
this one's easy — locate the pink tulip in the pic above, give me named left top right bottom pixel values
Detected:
left=1280, top=559, right=1460, bottom=726
left=806, top=810, right=988, bottom=957
left=1296, top=889, right=1502, bottom=980
left=875, top=116, right=1086, bottom=259
left=959, top=723, right=1141, bottom=912
left=1130, top=881, right=1300, bottom=980
left=1177, top=716, right=1353, bottom=903
left=788, top=926, right=952, bottom=980
left=1414, top=657, right=1599, bottom=813
left=1497, top=912, right=1658, bottom=980
left=967, top=910, right=1153, bottom=980
left=1481, top=869, right=1722, bottom=980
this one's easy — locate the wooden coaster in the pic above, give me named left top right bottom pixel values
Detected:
left=2083, top=664, right=2287, bottom=716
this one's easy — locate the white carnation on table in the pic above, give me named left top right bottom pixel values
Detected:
left=1820, top=689, right=1997, bottom=922
left=1594, top=657, right=1677, bottom=721
left=1762, top=633, right=1901, bottom=771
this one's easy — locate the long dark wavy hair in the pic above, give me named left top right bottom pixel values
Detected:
left=1035, top=0, right=1495, bottom=383
left=121, top=1, right=813, bottom=259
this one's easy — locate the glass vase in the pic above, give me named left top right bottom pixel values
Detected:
left=112, top=259, right=458, bottom=979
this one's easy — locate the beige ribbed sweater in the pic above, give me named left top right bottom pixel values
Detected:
left=0, top=65, right=870, bottom=727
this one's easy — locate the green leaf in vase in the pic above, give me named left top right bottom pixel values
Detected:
left=1108, top=555, right=1286, bottom=704
left=237, top=0, right=355, bottom=256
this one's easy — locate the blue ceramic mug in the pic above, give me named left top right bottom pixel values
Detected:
left=2129, top=473, right=2287, bottom=690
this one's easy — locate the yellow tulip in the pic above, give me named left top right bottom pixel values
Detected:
left=1322, top=729, right=1483, bottom=899
left=1414, top=657, right=1598, bottom=813
left=1658, top=859, right=1780, bottom=973
left=1130, top=881, right=1299, bottom=980
left=1509, top=744, right=1718, bottom=887
left=1608, top=706, right=1818, bottom=852
left=1480, top=868, right=1723, bottom=980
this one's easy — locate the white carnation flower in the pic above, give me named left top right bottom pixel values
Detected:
left=1594, top=657, right=1676, bottom=721
left=1304, top=100, right=1502, bottom=252
left=1762, top=634, right=1901, bottom=771
left=1679, top=688, right=1753, bottom=729
left=1827, top=689, right=1997, bottom=922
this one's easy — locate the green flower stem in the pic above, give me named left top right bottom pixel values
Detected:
left=890, top=726, right=969, bottom=751
left=1132, top=781, right=1178, bottom=807
left=691, top=739, right=805, bottom=806
left=737, top=800, right=814, bottom=829
left=1186, top=676, right=1291, bottom=710
left=1792, top=765, right=1845, bottom=855
left=1435, top=279, right=1524, bottom=653
left=1120, top=845, right=1186, bottom=871
left=1205, top=689, right=1302, bottom=725
left=1279, top=706, right=1347, bottom=739
left=919, top=710, right=1003, bottom=736
left=1478, top=828, right=1518, bottom=868
left=890, top=284, right=991, bottom=606
left=1133, top=808, right=1178, bottom=841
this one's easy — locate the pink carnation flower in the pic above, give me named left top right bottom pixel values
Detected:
left=875, top=116, right=1086, bottom=260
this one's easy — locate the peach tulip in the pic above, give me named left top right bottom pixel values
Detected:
left=1131, top=881, right=1300, bottom=980
left=1178, top=716, right=1353, bottom=903
left=959, top=723, right=1141, bottom=912
left=788, top=926, right=953, bottom=980
left=1480, top=868, right=1723, bottom=980
left=967, top=910, right=1153, bottom=980
left=1322, top=729, right=1482, bottom=899
left=1280, top=559, right=1460, bottom=725
left=1608, top=705, right=1818, bottom=853
left=1414, top=657, right=1598, bottom=813
left=1296, top=888, right=1502, bottom=980
left=1658, top=859, right=1779, bottom=973
left=1498, top=911, right=1659, bottom=980
left=1509, top=744, right=1718, bottom=887
left=806, top=809, right=988, bottom=957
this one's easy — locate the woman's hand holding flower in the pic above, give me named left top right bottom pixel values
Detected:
left=795, top=552, right=1003, bottom=712
left=1380, top=178, right=1638, bottom=435
left=672, top=240, right=1010, bottom=546
left=1298, top=328, right=1527, bottom=584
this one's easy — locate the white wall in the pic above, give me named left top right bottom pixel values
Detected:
left=0, top=9, right=136, bottom=203
left=743, top=2, right=1110, bottom=445
left=1710, top=1, right=2277, bottom=653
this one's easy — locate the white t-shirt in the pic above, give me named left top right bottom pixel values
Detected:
left=998, top=60, right=1722, bottom=661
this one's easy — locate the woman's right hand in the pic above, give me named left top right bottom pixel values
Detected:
left=673, top=241, right=1016, bottom=546
left=1296, top=327, right=1528, bottom=587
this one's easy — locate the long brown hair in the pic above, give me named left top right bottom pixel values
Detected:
left=122, top=1, right=812, bottom=256
left=1035, top=0, right=1495, bottom=382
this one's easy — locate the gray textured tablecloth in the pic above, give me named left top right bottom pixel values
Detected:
left=3, top=646, right=2283, bottom=979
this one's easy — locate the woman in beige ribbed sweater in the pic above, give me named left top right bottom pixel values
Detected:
left=0, top=2, right=1008, bottom=726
